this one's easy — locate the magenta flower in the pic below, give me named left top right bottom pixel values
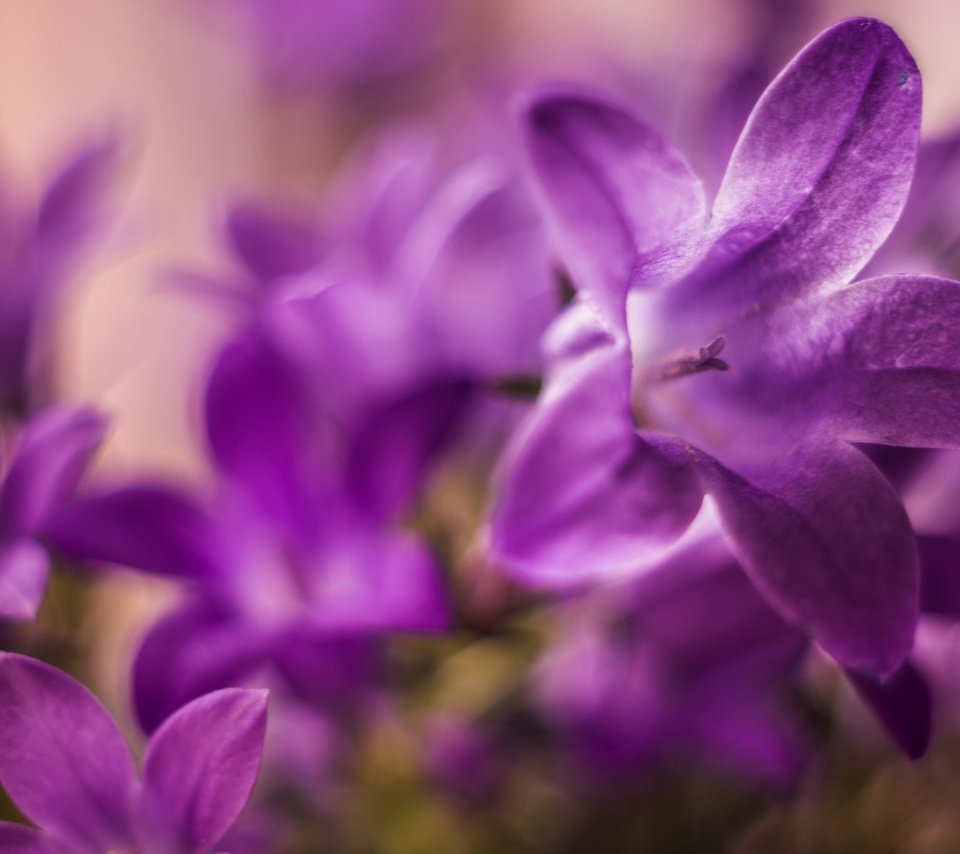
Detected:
left=0, top=653, right=267, bottom=854
left=490, top=19, right=952, bottom=677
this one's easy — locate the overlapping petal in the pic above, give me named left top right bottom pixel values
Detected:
left=669, top=18, right=920, bottom=323
left=700, top=440, right=918, bottom=675
left=489, top=344, right=704, bottom=587
left=793, top=276, right=960, bottom=448
left=46, top=484, right=224, bottom=580
left=133, top=602, right=269, bottom=734
left=0, top=406, right=106, bottom=539
left=519, top=88, right=705, bottom=331
left=682, top=276, right=960, bottom=455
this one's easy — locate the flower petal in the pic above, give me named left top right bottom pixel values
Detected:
left=664, top=275, right=960, bottom=459
left=0, top=539, right=49, bottom=622
left=490, top=344, right=704, bottom=587
left=699, top=440, right=918, bottom=676
left=204, top=329, right=321, bottom=536
left=272, top=631, right=381, bottom=711
left=140, top=689, right=267, bottom=854
left=45, top=483, right=223, bottom=580
left=302, top=528, right=451, bottom=633
left=0, top=823, right=58, bottom=854
left=519, top=88, right=705, bottom=330
left=0, top=407, right=106, bottom=539
left=35, top=136, right=117, bottom=249
left=0, top=654, right=137, bottom=851
left=801, top=276, right=960, bottom=448
left=344, top=377, right=473, bottom=521
left=847, top=661, right=932, bottom=759
left=224, top=202, right=321, bottom=283
left=133, top=602, right=269, bottom=734
left=670, top=18, right=920, bottom=321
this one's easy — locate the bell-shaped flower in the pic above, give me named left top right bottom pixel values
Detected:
left=490, top=18, right=957, bottom=678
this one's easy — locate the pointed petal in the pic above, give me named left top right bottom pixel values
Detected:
left=667, top=275, right=960, bottom=456
left=847, top=661, right=932, bottom=759
left=0, top=407, right=106, bottom=538
left=45, top=483, right=223, bottom=580
left=412, top=167, right=555, bottom=378
left=797, top=276, right=960, bottom=448
left=0, top=654, right=136, bottom=851
left=35, top=136, right=117, bottom=249
left=140, top=689, right=267, bottom=854
left=0, top=539, right=49, bottom=621
left=671, top=18, right=920, bottom=321
left=204, top=330, right=319, bottom=535
left=133, top=602, right=268, bottom=734
left=700, top=440, right=918, bottom=676
left=519, top=88, right=705, bottom=330
left=490, top=344, right=704, bottom=587
left=224, top=202, right=321, bottom=283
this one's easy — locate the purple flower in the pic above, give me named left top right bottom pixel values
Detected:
left=50, top=121, right=555, bottom=732
left=0, top=139, right=115, bottom=415
left=0, top=406, right=105, bottom=622
left=490, top=19, right=952, bottom=678
left=0, top=653, right=267, bottom=854
left=47, top=323, right=453, bottom=732
left=534, top=537, right=810, bottom=788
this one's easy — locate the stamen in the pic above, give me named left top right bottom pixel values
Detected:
left=644, top=336, right=730, bottom=384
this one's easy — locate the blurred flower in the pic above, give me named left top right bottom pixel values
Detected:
left=490, top=19, right=959, bottom=680
left=46, top=121, right=558, bottom=734
left=0, top=139, right=116, bottom=416
left=48, top=320, right=455, bottom=733
left=424, top=714, right=507, bottom=807
left=0, top=406, right=105, bottom=623
left=226, top=0, right=459, bottom=91
left=0, top=653, right=266, bottom=854
left=536, top=564, right=809, bottom=789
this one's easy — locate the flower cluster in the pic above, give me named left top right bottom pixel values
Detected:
left=4, top=7, right=960, bottom=850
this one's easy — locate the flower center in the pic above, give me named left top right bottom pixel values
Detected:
left=631, top=336, right=729, bottom=428
left=642, top=335, right=729, bottom=384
